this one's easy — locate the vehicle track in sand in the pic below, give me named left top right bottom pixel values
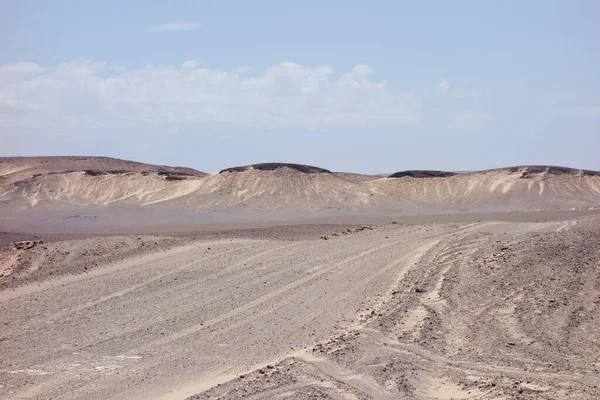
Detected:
left=1, top=220, right=598, bottom=399
left=190, top=220, right=600, bottom=400
left=0, top=223, right=457, bottom=399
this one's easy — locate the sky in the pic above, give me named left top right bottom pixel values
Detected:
left=1, top=0, right=599, bottom=174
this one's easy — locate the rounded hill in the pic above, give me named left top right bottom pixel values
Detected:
left=219, top=163, right=331, bottom=174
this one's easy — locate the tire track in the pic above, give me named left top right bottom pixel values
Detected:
left=42, top=242, right=264, bottom=325
left=143, top=239, right=405, bottom=351
left=0, top=239, right=255, bottom=302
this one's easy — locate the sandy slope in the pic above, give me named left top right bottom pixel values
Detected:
left=0, top=157, right=206, bottom=212
left=2, top=159, right=600, bottom=216
left=367, top=167, right=600, bottom=210
left=3, top=171, right=205, bottom=210
left=1, top=217, right=598, bottom=400
left=165, top=168, right=373, bottom=212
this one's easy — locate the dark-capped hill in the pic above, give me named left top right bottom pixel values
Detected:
left=389, top=170, right=457, bottom=178
left=0, top=156, right=206, bottom=179
left=0, top=156, right=207, bottom=210
left=388, top=166, right=600, bottom=180
left=504, top=165, right=600, bottom=178
left=219, top=163, right=332, bottom=174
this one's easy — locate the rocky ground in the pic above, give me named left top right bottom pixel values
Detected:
left=188, top=221, right=600, bottom=400
left=0, top=234, right=199, bottom=290
left=0, top=216, right=598, bottom=399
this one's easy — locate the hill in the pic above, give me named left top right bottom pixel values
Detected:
left=368, top=165, right=600, bottom=211
left=1, top=158, right=599, bottom=218
left=0, top=157, right=206, bottom=210
left=219, top=163, right=332, bottom=174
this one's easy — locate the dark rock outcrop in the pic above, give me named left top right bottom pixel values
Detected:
left=389, top=170, right=457, bottom=178
left=220, top=163, right=332, bottom=174
left=505, top=166, right=600, bottom=179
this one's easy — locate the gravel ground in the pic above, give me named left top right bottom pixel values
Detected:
left=1, top=217, right=598, bottom=399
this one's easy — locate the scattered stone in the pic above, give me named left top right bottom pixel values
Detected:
left=14, top=240, right=43, bottom=250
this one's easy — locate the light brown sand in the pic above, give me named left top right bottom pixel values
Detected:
left=1, top=217, right=598, bottom=399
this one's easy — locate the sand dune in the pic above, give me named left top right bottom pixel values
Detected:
left=165, top=167, right=371, bottom=212
left=0, top=157, right=206, bottom=211
left=367, top=166, right=600, bottom=211
left=6, top=171, right=204, bottom=209
left=2, top=158, right=599, bottom=216
left=0, top=157, right=600, bottom=229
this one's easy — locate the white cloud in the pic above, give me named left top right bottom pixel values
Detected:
left=0, top=62, right=47, bottom=76
left=149, top=22, right=200, bottom=32
left=567, top=106, right=600, bottom=116
left=437, top=78, right=481, bottom=99
left=0, top=60, right=421, bottom=134
left=440, top=108, right=491, bottom=134
left=182, top=60, right=199, bottom=69
left=439, top=78, right=449, bottom=92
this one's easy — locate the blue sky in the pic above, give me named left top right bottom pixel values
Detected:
left=1, top=0, right=599, bottom=173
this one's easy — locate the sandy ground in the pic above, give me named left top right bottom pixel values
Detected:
left=1, top=214, right=599, bottom=400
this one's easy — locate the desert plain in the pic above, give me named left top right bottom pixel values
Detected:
left=1, top=157, right=599, bottom=400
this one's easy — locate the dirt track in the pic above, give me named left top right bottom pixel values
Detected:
left=1, top=218, right=598, bottom=399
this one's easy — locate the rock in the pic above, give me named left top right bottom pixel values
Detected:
left=14, top=241, right=38, bottom=250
